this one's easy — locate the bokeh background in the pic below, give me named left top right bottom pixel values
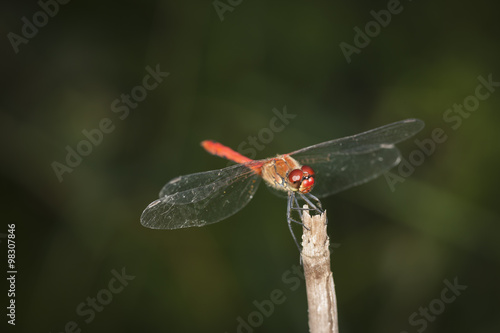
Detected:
left=2, top=0, right=500, bottom=332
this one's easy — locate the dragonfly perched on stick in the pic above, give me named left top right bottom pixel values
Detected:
left=141, top=118, right=424, bottom=250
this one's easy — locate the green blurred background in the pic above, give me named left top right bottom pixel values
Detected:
left=2, top=0, right=500, bottom=332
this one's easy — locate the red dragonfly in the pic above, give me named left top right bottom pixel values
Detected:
left=141, top=119, right=424, bottom=249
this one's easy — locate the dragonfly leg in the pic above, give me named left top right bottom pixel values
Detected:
left=289, top=193, right=310, bottom=230
left=289, top=217, right=305, bottom=225
left=299, top=193, right=323, bottom=214
left=293, top=195, right=304, bottom=220
left=306, top=192, right=323, bottom=210
left=299, top=193, right=328, bottom=225
left=287, top=192, right=303, bottom=253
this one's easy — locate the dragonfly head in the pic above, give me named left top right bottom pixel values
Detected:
left=288, top=165, right=315, bottom=194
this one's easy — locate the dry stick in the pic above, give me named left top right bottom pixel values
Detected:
left=301, top=206, right=338, bottom=333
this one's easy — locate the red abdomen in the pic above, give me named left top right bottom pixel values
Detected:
left=201, top=140, right=254, bottom=164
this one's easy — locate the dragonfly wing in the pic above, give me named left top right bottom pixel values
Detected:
left=297, top=147, right=401, bottom=198
left=141, top=162, right=262, bottom=229
left=263, top=182, right=289, bottom=198
left=291, top=119, right=424, bottom=198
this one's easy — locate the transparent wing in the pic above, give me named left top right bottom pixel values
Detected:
left=290, top=119, right=425, bottom=198
left=141, top=162, right=262, bottom=229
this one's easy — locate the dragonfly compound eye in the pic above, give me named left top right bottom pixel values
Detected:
left=288, top=169, right=304, bottom=189
left=301, top=165, right=315, bottom=176
left=300, top=176, right=315, bottom=193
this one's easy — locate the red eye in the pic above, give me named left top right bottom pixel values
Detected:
left=288, top=169, right=303, bottom=183
left=301, top=165, right=315, bottom=176
left=301, top=177, right=315, bottom=190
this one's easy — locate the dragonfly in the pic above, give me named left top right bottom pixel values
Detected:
left=141, top=118, right=424, bottom=250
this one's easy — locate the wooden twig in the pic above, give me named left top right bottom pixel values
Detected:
left=301, top=207, right=338, bottom=333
